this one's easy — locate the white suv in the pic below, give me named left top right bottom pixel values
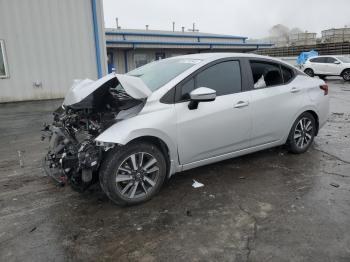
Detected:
left=303, top=55, right=350, bottom=81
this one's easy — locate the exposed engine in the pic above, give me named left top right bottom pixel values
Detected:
left=42, top=76, right=145, bottom=189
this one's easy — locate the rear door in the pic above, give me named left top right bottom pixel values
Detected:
left=175, top=59, right=252, bottom=165
left=248, top=60, right=303, bottom=146
left=309, top=57, right=327, bottom=74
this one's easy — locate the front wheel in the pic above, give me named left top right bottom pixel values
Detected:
left=99, top=142, right=167, bottom=206
left=342, top=69, right=350, bottom=81
left=304, top=68, right=314, bottom=77
left=287, top=112, right=316, bottom=154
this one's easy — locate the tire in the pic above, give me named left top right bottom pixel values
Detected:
left=304, top=68, right=314, bottom=77
left=287, top=112, right=316, bottom=154
left=342, top=69, right=350, bottom=81
left=99, top=142, right=167, bottom=206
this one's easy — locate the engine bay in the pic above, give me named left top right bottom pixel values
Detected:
left=42, top=77, right=145, bottom=190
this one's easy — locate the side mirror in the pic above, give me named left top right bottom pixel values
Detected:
left=188, top=87, right=216, bottom=110
left=334, top=61, right=341, bottom=64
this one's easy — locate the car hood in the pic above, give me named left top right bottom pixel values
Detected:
left=63, top=73, right=152, bottom=106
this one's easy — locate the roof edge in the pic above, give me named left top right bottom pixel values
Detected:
left=105, top=31, right=248, bottom=40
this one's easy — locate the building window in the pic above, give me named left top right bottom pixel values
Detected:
left=0, top=40, right=9, bottom=78
left=134, top=53, right=149, bottom=68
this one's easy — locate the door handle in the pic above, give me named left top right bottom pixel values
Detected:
left=290, top=87, right=300, bottom=93
left=234, top=101, right=249, bottom=108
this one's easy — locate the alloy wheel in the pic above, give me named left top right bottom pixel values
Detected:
left=294, top=117, right=313, bottom=149
left=305, top=69, right=314, bottom=77
left=115, top=152, right=160, bottom=199
left=343, top=71, right=350, bottom=81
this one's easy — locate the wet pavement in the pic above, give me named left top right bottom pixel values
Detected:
left=1, top=79, right=350, bottom=262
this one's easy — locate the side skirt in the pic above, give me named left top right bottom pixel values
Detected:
left=180, top=140, right=284, bottom=172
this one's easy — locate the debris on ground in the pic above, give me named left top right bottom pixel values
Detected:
left=209, top=194, right=215, bottom=199
left=330, top=182, right=340, bottom=188
left=186, top=210, right=192, bottom=217
left=192, top=180, right=204, bottom=188
left=17, top=150, right=24, bottom=168
left=239, top=176, right=246, bottom=179
left=29, top=227, right=37, bottom=233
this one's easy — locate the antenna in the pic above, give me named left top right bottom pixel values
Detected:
left=188, top=23, right=199, bottom=32
left=115, top=17, right=121, bottom=29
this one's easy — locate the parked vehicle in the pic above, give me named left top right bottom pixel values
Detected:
left=303, top=55, right=350, bottom=81
left=43, top=53, right=329, bottom=206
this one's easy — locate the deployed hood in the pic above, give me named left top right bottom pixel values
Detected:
left=63, top=73, right=152, bottom=106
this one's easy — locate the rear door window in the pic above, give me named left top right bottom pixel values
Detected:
left=249, top=61, right=283, bottom=88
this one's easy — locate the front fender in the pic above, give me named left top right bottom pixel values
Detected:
left=95, top=104, right=179, bottom=172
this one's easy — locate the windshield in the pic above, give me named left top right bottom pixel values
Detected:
left=337, top=56, right=350, bottom=63
left=127, top=58, right=201, bottom=91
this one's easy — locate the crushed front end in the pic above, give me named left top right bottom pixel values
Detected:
left=41, top=74, right=147, bottom=190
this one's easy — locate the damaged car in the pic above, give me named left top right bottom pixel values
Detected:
left=43, top=53, right=329, bottom=206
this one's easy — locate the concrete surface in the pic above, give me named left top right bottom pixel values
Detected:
left=0, top=79, right=350, bottom=262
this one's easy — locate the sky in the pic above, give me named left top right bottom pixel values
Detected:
left=103, top=0, right=350, bottom=39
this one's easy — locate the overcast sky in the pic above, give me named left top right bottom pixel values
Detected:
left=103, top=0, right=350, bottom=39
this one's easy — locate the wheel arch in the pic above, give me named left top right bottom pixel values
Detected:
left=126, top=135, right=173, bottom=177
left=305, top=110, right=319, bottom=136
left=340, top=68, right=350, bottom=76
left=303, top=68, right=313, bottom=72
left=286, top=109, right=320, bottom=142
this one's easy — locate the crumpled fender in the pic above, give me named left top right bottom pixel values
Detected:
left=95, top=104, right=179, bottom=174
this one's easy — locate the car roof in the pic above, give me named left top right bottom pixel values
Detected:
left=309, top=55, right=336, bottom=58
left=169, top=52, right=282, bottom=62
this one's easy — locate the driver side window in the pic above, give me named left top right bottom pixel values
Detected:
left=179, top=60, right=242, bottom=101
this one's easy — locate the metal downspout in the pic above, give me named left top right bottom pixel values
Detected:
left=91, top=0, right=102, bottom=78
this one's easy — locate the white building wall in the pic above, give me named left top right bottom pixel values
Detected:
left=0, top=0, right=107, bottom=102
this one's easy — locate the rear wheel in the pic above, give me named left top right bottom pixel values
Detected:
left=342, top=69, right=350, bottom=81
left=304, top=68, right=314, bottom=77
left=287, top=112, right=316, bottom=154
left=99, top=142, right=167, bottom=206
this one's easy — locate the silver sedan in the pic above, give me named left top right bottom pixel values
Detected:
left=45, top=53, right=329, bottom=205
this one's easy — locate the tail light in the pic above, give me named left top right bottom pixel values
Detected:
left=320, top=84, right=328, bottom=95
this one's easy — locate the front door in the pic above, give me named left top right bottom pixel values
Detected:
left=324, top=57, right=342, bottom=75
left=175, top=60, right=252, bottom=165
